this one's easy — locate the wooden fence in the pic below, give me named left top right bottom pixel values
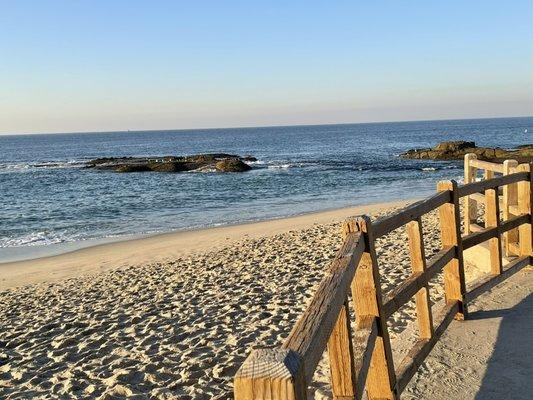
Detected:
left=233, top=163, right=533, bottom=400
left=464, top=153, right=521, bottom=258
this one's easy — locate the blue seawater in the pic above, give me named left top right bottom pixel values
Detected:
left=1, top=117, right=532, bottom=261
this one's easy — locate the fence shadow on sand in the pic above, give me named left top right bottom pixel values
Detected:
left=474, top=293, right=533, bottom=399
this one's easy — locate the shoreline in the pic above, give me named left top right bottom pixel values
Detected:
left=0, top=198, right=418, bottom=265
left=0, top=198, right=415, bottom=290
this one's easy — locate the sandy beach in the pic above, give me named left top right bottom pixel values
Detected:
left=0, top=199, right=531, bottom=399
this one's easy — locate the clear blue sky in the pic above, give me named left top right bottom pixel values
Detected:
left=1, top=1, right=532, bottom=134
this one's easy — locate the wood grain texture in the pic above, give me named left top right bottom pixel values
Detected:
left=352, top=216, right=397, bottom=400
left=327, top=219, right=362, bottom=399
left=462, top=226, right=498, bottom=250
left=352, top=315, right=378, bottom=400
left=372, top=191, right=451, bottom=238
left=517, top=163, right=533, bottom=257
left=234, top=348, right=306, bottom=400
left=485, top=188, right=503, bottom=275
left=500, top=214, right=530, bottom=234
left=503, top=160, right=519, bottom=257
left=464, top=153, right=478, bottom=234
left=456, top=171, right=528, bottom=198
left=406, top=219, right=434, bottom=339
left=327, top=301, right=357, bottom=399
left=470, top=159, right=504, bottom=173
left=437, top=180, right=468, bottom=320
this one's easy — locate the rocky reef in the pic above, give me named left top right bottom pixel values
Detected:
left=401, top=141, right=533, bottom=162
left=85, top=154, right=256, bottom=173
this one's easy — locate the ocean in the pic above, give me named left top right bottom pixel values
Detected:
left=1, top=117, right=532, bottom=262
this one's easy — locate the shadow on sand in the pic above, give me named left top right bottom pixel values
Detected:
left=474, top=293, right=533, bottom=399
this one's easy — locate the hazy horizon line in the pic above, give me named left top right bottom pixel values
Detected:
left=1, top=113, right=532, bottom=137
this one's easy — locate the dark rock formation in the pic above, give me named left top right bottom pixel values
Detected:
left=401, top=141, right=533, bottom=162
left=215, top=159, right=252, bottom=172
left=434, top=141, right=475, bottom=152
left=85, top=154, right=254, bottom=173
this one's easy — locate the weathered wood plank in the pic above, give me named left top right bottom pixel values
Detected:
left=456, top=172, right=528, bottom=198
left=394, top=301, right=459, bottom=394
left=464, top=153, right=478, bottom=234
left=437, top=180, right=468, bottom=319
left=234, top=348, right=306, bottom=400
left=352, top=315, right=379, bottom=400
left=503, top=160, right=519, bottom=257
left=407, top=218, right=434, bottom=339
left=517, top=163, right=533, bottom=257
left=462, top=226, right=499, bottom=250
left=328, top=301, right=357, bottom=398
left=463, top=214, right=528, bottom=251
left=283, top=231, right=365, bottom=381
left=500, top=213, right=529, bottom=233
left=485, top=187, right=503, bottom=275
left=470, top=159, right=504, bottom=173
left=352, top=216, right=397, bottom=399
left=372, top=191, right=451, bottom=238
left=464, top=256, right=530, bottom=303
left=327, top=221, right=360, bottom=399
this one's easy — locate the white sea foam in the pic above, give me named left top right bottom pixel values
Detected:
left=421, top=167, right=437, bottom=171
left=188, top=166, right=218, bottom=173
left=0, top=231, right=67, bottom=248
left=0, top=160, right=85, bottom=172
left=268, top=164, right=292, bottom=169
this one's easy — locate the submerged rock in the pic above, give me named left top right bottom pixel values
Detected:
left=401, top=141, right=533, bottom=162
left=85, top=153, right=254, bottom=173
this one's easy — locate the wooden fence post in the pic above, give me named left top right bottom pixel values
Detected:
left=503, top=160, right=519, bottom=257
left=234, top=348, right=306, bottom=400
left=464, top=154, right=478, bottom=234
left=437, top=181, right=468, bottom=319
left=485, top=186, right=503, bottom=275
left=352, top=216, right=397, bottom=400
left=517, top=163, right=533, bottom=257
left=327, top=221, right=358, bottom=399
left=406, top=218, right=434, bottom=339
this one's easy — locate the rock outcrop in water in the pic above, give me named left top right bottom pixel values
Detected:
left=401, top=141, right=533, bottom=162
left=85, top=154, right=255, bottom=173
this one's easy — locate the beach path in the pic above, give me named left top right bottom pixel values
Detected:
left=402, top=268, right=532, bottom=399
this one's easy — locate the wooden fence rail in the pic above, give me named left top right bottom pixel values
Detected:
left=463, top=153, right=522, bottom=258
left=234, top=164, right=533, bottom=400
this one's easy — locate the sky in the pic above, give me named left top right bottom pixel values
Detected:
left=1, top=1, right=533, bottom=135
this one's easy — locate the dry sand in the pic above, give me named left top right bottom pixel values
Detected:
left=0, top=199, right=531, bottom=399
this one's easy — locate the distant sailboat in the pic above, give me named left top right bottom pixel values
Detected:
left=525, top=129, right=528, bottom=133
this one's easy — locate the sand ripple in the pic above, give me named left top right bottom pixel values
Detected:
left=0, top=207, right=473, bottom=399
